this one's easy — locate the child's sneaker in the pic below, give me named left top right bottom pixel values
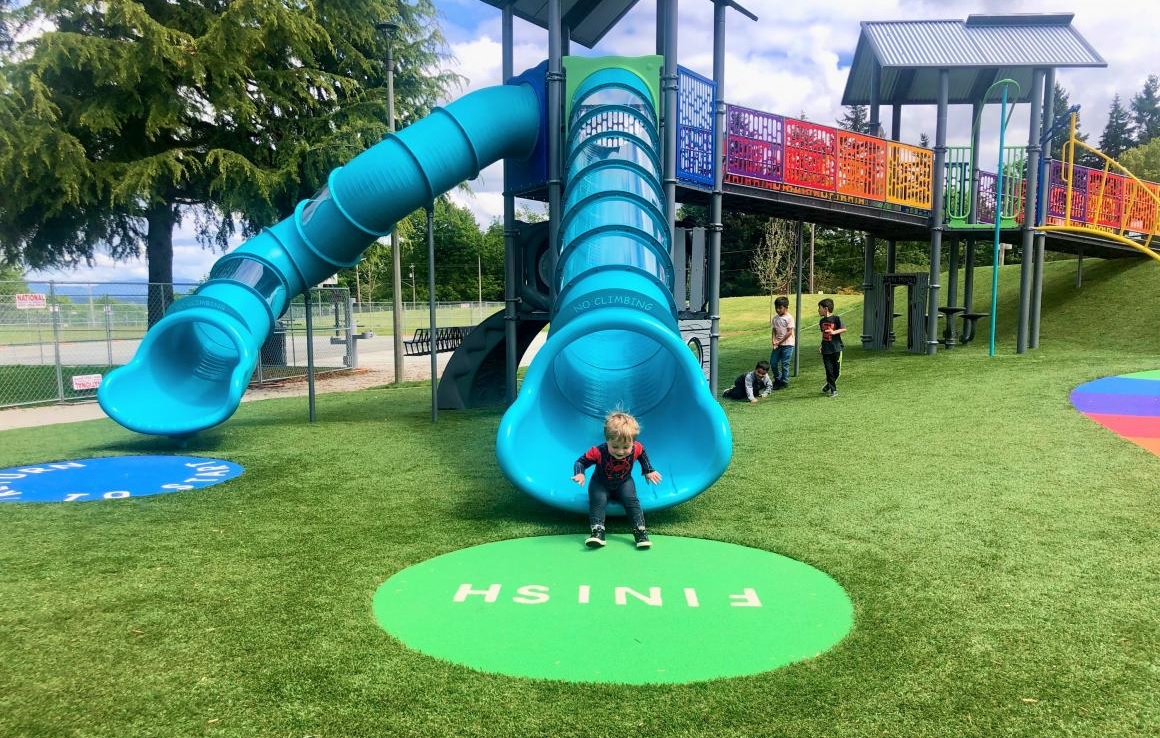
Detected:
left=585, top=527, right=606, bottom=548
left=821, top=383, right=832, bottom=394
left=829, top=388, right=838, bottom=398
left=633, top=528, right=652, bottom=549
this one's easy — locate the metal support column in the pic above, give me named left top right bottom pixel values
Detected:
left=304, top=289, right=316, bottom=422
left=1031, top=68, right=1055, bottom=349
left=709, top=0, right=725, bottom=395
left=377, top=22, right=405, bottom=386
left=502, top=2, right=518, bottom=403
left=546, top=0, right=563, bottom=308
left=862, top=59, right=881, bottom=348
left=887, top=104, right=901, bottom=272
left=794, top=221, right=803, bottom=377
left=662, top=0, right=679, bottom=229
left=964, top=238, right=976, bottom=312
left=926, top=69, right=950, bottom=355
left=427, top=205, right=438, bottom=422
left=970, top=101, right=983, bottom=224
left=860, top=233, right=874, bottom=348
left=706, top=0, right=756, bottom=392
left=944, top=237, right=960, bottom=347
left=656, top=0, right=665, bottom=54
left=869, top=61, right=882, bottom=137
left=1017, top=68, right=1045, bottom=353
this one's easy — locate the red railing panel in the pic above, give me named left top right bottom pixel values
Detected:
left=783, top=118, right=837, bottom=193
left=1087, top=171, right=1126, bottom=230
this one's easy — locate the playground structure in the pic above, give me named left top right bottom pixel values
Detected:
left=97, top=2, right=1160, bottom=514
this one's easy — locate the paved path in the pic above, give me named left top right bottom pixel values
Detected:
left=0, top=332, right=546, bottom=431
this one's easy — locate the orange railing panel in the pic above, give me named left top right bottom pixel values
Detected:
left=886, top=142, right=933, bottom=209
left=1123, top=178, right=1159, bottom=236
left=836, top=131, right=888, bottom=201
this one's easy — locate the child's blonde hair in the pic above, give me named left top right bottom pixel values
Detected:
left=604, top=410, right=640, bottom=442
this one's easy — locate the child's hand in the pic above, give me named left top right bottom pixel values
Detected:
left=646, top=471, right=662, bottom=484
left=571, top=473, right=585, bottom=486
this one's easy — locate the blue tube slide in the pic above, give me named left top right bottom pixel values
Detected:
left=98, top=84, right=542, bottom=436
left=496, top=63, right=733, bottom=514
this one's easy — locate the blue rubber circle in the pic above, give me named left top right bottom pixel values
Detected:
left=0, top=455, right=244, bottom=503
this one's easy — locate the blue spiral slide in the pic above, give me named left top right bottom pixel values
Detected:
left=99, top=83, right=542, bottom=435
left=496, top=58, right=731, bottom=514
left=99, top=57, right=731, bottom=512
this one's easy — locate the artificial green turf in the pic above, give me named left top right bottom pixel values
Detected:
left=0, top=257, right=1157, bottom=737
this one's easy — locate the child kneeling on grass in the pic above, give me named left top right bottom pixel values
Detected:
left=571, top=410, right=662, bottom=550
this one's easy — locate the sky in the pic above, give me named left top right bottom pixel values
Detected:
left=25, top=0, right=1160, bottom=286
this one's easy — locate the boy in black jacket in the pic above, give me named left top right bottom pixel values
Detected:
left=818, top=298, right=847, bottom=397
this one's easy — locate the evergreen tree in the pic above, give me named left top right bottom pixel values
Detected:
left=1130, top=74, right=1160, bottom=146
left=0, top=0, right=12, bottom=50
left=0, top=1, right=458, bottom=324
left=1097, top=94, right=1135, bottom=161
left=837, top=105, right=870, bottom=134
left=1048, top=83, right=1090, bottom=163
left=919, top=132, right=931, bottom=148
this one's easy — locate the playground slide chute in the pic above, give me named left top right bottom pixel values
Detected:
left=496, top=60, right=733, bottom=514
left=98, top=84, right=542, bottom=436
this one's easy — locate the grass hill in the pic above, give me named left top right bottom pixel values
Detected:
left=0, top=256, right=1156, bottom=738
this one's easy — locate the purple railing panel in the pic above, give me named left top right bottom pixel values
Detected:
left=725, top=105, right=784, bottom=185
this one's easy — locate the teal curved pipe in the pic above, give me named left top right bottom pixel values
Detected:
left=98, top=84, right=541, bottom=436
left=496, top=65, right=732, bottom=514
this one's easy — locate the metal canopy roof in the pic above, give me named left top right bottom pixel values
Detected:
left=480, top=0, right=643, bottom=49
left=842, top=14, right=1107, bottom=106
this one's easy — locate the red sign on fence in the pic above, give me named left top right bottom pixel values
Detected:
left=70, top=374, right=103, bottom=391
left=14, top=293, right=47, bottom=310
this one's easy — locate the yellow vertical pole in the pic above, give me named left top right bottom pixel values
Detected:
left=1064, top=113, right=1076, bottom=228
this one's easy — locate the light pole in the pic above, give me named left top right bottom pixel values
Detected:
left=409, top=263, right=416, bottom=306
left=376, top=19, right=404, bottom=383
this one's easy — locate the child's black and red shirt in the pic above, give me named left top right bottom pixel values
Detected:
left=574, top=442, right=656, bottom=488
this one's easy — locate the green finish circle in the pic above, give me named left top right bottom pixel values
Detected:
left=373, top=535, right=853, bottom=684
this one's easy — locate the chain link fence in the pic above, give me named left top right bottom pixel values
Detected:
left=350, top=300, right=502, bottom=336
left=0, top=281, right=355, bottom=409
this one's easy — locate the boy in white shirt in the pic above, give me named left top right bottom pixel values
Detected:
left=770, top=296, right=795, bottom=390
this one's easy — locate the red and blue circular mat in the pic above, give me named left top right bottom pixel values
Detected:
left=1070, top=370, right=1160, bottom=457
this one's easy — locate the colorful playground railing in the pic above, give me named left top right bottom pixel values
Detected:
left=719, top=104, right=933, bottom=210
left=672, top=68, right=1159, bottom=245
left=1040, top=115, right=1160, bottom=261
left=717, top=109, right=1158, bottom=238
left=885, top=141, right=934, bottom=210
left=943, top=146, right=1026, bottom=228
left=1046, top=161, right=1160, bottom=238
